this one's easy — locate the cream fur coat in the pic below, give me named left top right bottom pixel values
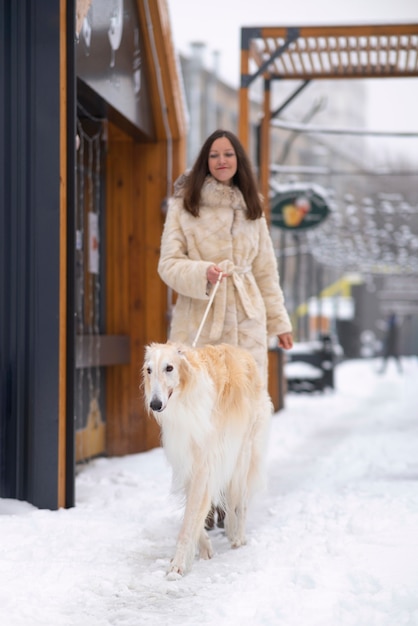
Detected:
left=158, top=175, right=292, bottom=380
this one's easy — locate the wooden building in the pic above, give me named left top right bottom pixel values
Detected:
left=0, top=0, right=186, bottom=509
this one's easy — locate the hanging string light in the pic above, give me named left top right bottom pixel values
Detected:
left=306, top=193, right=418, bottom=274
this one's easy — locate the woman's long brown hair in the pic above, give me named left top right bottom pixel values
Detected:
left=182, top=129, right=263, bottom=220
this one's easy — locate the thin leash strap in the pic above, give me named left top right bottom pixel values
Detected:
left=192, top=273, right=222, bottom=348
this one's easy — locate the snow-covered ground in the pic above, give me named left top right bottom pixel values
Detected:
left=1, top=357, right=417, bottom=626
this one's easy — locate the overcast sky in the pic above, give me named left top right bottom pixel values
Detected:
left=167, top=0, right=418, bottom=139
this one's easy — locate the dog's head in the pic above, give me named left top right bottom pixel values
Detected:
left=142, top=342, right=188, bottom=415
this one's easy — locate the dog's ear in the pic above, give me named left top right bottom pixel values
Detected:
left=177, top=350, right=191, bottom=384
left=173, top=342, right=189, bottom=357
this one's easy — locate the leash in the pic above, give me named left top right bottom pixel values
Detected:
left=192, top=272, right=223, bottom=348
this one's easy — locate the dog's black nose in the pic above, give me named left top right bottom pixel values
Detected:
left=150, top=398, right=163, bottom=412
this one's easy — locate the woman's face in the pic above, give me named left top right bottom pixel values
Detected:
left=208, top=136, right=237, bottom=185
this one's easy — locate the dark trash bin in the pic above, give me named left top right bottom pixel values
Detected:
left=284, top=334, right=343, bottom=393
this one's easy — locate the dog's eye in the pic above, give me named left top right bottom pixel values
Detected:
left=146, top=367, right=152, bottom=374
left=166, top=364, right=173, bottom=373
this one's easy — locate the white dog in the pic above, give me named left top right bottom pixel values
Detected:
left=142, top=341, right=272, bottom=577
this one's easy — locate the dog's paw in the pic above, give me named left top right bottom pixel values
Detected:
left=199, top=532, right=214, bottom=560
left=166, top=567, right=183, bottom=581
left=231, top=536, right=247, bottom=549
left=167, top=557, right=186, bottom=579
left=199, top=543, right=214, bottom=560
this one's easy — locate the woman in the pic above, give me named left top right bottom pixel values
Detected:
left=158, top=129, right=293, bottom=529
left=379, top=312, right=402, bottom=373
left=158, top=129, right=293, bottom=381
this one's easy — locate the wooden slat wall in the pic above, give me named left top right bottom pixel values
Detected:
left=105, top=127, right=184, bottom=455
left=134, top=140, right=171, bottom=451
left=105, top=128, right=137, bottom=455
left=105, top=0, right=187, bottom=456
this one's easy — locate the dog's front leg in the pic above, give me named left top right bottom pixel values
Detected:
left=168, top=467, right=211, bottom=578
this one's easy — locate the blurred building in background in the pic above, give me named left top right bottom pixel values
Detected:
left=178, top=42, right=263, bottom=167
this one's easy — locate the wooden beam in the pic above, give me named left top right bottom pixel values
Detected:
left=259, top=23, right=418, bottom=39
left=135, top=0, right=187, bottom=141
left=268, top=69, right=418, bottom=80
left=259, top=78, right=271, bottom=219
left=75, top=335, right=130, bottom=368
left=238, top=36, right=250, bottom=149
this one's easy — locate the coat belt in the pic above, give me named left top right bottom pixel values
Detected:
left=209, top=261, right=257, bottom=342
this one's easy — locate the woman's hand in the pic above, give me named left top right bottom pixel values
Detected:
left=207, top=265, right=228, bottom=285
left=278, top=332, right=293, bottom=350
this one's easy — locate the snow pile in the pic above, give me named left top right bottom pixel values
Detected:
left=1, top=357, right=417, bottom=626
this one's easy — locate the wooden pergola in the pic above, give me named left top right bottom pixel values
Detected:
left=238, top=23, right=418, bottom=212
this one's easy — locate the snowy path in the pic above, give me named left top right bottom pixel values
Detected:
left=1, top=358, right=417, bottom=625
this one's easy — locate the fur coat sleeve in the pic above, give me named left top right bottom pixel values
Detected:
left=158, top=196, right=213, bottom=301
left=252, top=214, right=292, bottom=337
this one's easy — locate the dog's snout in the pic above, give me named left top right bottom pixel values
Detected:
left=150, top=397, right=163, bottom=412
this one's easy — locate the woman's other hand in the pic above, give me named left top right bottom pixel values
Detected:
left=278, top=332, right=293, bottom=350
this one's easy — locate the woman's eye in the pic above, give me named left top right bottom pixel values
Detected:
left=209, top=153, right=234, bottom=159
left=166, top=365, right=173, bottom=373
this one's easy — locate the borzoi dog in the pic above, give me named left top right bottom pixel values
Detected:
left=142, top=341, right=272, bottom=578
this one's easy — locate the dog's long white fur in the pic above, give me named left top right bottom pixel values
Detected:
left=142, top=341, right=272, bottom=578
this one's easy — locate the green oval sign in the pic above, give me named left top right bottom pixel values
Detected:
left=271, top=185, right=330, bottom=231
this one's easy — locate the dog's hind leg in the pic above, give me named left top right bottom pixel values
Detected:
left=224, top=440, right=252, bottom=548
left=225, top=481, right=248, bottom=549
left=226, top=399, right=271, bottom=549
left=168, top=468, right=212, bottom=578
